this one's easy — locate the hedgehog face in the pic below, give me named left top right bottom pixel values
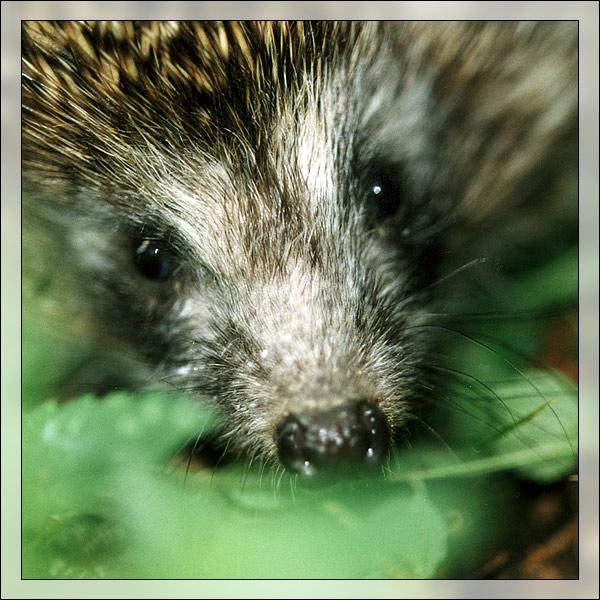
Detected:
left=100, top=43, right=435, bottom=475
left=22, top=21, right=577, bottom=480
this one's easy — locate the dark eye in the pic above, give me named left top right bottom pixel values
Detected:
left=135, top=239, right=173, bottom=280
left=367, top=170, right=404, bottom=220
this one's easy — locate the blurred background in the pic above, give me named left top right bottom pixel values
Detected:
left=3, top=2, right=598, bottom=598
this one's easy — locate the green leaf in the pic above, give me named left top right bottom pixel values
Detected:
left=486, top=372, right=578, bottom=483
left=21, top=393, right=215, bottom=578
left=114, top=472, right=450, bottom=579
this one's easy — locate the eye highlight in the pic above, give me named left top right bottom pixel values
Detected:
left=135, top=239, right=172, bottom=280
left=367, top=170, right=404, bottom=221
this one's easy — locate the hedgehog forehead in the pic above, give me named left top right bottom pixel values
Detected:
left=22, top=20, right=387, bottom=280
left=150, top=87, right=347, bottom=280
left=22, top=21, right=381, bottom=187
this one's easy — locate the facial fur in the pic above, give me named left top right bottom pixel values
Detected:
left=22, top=21, right=577, bottom=472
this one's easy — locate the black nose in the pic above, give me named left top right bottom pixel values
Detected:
left=274, top=400, right=390, bottom=481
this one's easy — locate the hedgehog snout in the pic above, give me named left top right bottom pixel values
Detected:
left=274, top=399, right=390, bottom=482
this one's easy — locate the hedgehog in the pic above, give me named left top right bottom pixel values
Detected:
left=21, top=21, right=578, bottom=482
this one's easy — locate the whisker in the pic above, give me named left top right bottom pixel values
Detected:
left=412, top=379, right=508, bottom=439
left=407, top=324, right=575, bottom=454
left=433, top=364, right=520, bottom=432
left=397, top=257, right=489, bottom=308
left=425, top=303, right=577, bottom=324
left=405, top=411, right=461, bottom=463
left=183, top=431, right=209, bottom=484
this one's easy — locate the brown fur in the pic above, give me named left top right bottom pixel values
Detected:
left=22, top=21, right=578, bottom=471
